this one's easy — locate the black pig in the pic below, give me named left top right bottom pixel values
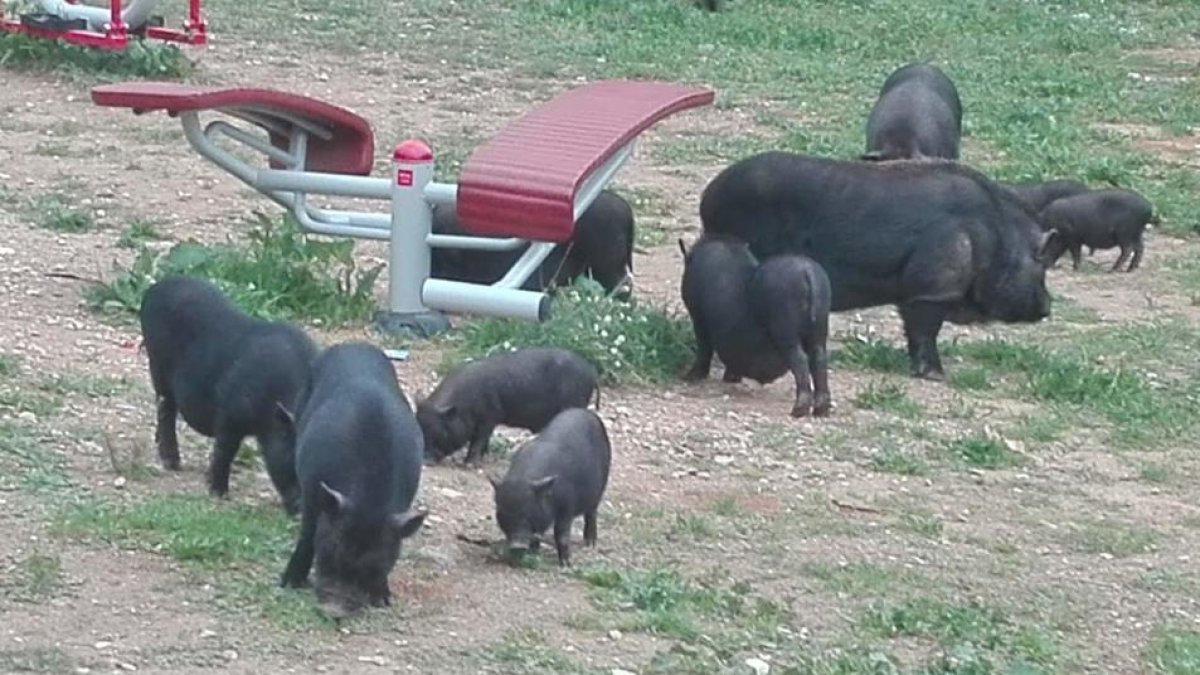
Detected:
left=1038, top=188, right=1156, bottom=272
left=139, top=276, right=317, bottom=514
left=700, top=153, right=1060, bottom=380
left=488, top=408, right=611, bottom=566
left=863, top=63, right=963, bottom=161
left=417, top=347, right=600, bottom=466
left=679, top=234, right=833, bottom=417
left=278, top=342, right=427, bottom=619
left=430, top=190, right=635, bottom=296
left=1002, top=179, right=1091, bottom=215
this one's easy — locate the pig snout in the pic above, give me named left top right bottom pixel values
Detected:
left=315, top=579, right=369, bottom=620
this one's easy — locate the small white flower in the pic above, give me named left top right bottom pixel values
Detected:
left=615, top=334, right=626, bottom=346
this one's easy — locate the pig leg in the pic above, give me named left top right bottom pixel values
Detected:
left=683, top=315, right=714, bottom=382
left=206, top=422, right=245, bottom=499
left=898, top=302, right=948, bottom=381
left=1127, top=236, right=1145, bottom=272
left=1070, top=244, right=1083, bottom=271
left=584, top=510, right=598, bottom=547
left=805, top=338, right=832, bottom=417
left=784, top=345, right=814, bottom=418
left=464, top=424, right=496, bottom=466
left=281, top=505, right=317, bottom=588
left=368, top=577, right=392, bottom=607
left=722, top=369, right=743, bottom=384
left=154, top=394, right=181, bottom=471
left=258, top=432, right=300, bottom=516
left=1111, top=245, right=1131, bottom=273
left=553, top=515, right=573, bottom=566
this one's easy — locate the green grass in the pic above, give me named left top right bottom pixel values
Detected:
left=0, top=647, right=75, bottom=674
left=799, top=562, right=924, bottom=597
left=443, top=278, right=695, bottom=386
left=87, top=212, right=382, bottom=327
left=1146, top=628, right=1200, bottom=675
left=0, top=32, right=192, bottom=80
left=834, top=337, right=909, bottom=375
left=0, top=422, right=70, bottom=492
left=861, top=598, right=1059, bottom=672
left=34, top=194, right=95, bottom=233
left=853, top=380, right=921, bottom=418
left=116, top=219, right=167, bottom=250
left=947, top=434, right=1021, bottom=470
left=1139, top=463, right=1173, bottom=485
left=3, top=552, right=64, bottom=603
left=471, top=629, right=595, bottom=674
left=870, top=445, right=929, bottom=476
left=1067, top=520, right=1157, bottom=558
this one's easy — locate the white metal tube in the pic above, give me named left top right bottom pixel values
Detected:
left=256, top=168, right=392, bottom=199
left=423, top=279, right=549, bottom=323
left=208, top=121, right=297, bottom=166
left=292, top=208, right=390, bottom=240
left=389, top=143, right=436, bottom=314
left=426, top=234, right=528, bottom=252
left=38, top=0, right=159, bottom=30
left=493, top=241, right=556, bottom=289
left=423, top=181, right=458, bottom=208
left=574, top=141, right=634, bottom=220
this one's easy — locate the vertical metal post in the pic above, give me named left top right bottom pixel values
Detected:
left=108, top=0, right=127, bottom=41
left=187, top=0, right=206, bottom=43
left=389, top=139, right=436, bottom=314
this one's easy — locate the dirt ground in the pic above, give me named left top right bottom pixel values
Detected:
left=2, top=28, right=1200, bottom=675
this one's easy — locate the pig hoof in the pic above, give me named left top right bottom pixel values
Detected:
left=813, top=399, right=832, bottom=417
left=159, top=458, right=181, bottom=471
left=790, top=404, right=812, bottom=418
left=722, top=371, right=742, bottom=384
left=280, top=575, right=309, bottom=589
left=682, top=366, right=708, bottom=383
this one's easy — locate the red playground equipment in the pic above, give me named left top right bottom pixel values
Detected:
left=0, top=0, right=206, bottom=50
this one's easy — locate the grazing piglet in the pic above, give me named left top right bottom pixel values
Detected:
left=863, top=62, right=963, bottom=161
left=278, top=342, right=427, bottom=619
left=489, top=408, right=611, bottom=566
left=1002, top=179, right=1091, bottom=215
left=139, top=276, right=317, bottom=514
left=417, top=347, right=600, bottom=466
left=680, top=234, right=833, bottom=418
left=1038, top=188, right=1156, bottom=272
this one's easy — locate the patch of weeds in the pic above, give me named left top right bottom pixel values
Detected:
left=87, top=212, right=382, bottom=327
left=38, top=372, right=131, bottom=399
left=668, top=512, right=717, bottom=541
left=752, top=423, right=801, bottom=455
left=34, top=194, right=94, bottom=233
left=1139, top=463, right=1173, bottom=485
left=0, top=647, right=74, bottom=673
left=472, top=629, right=593, bottom=674
left=709, top=495, right=743, bottom=518
left=861, top=598, right=1058, bottom=671
left=0, top=422, right=70, bottom=492
left=948, top=367, right=993, bottom=392
left=102, top=433, right=155, bottom=482
left=1067, top=520, right=1157, bottom=557
left=1146, top=628, right=1200, bottom=675
left=1012, top=410, right=1067, bottom=443
left=799, top=562, right=921, bottom=597
left=575, top=565, right=787, bottom=643
left=854, top=380, right=921, bottom=417
left=444, top=278, right=694, bottom=386
left=947, top=434, right=1021, bottom=470
left=899, top=510, right=944, bottom=539
left=3, top=551, right=64, bottom=603
left=0, top=354, right=17, bottom=378
left=57, top=493, right=292, bottom=568
left=870, top=444, right=929, bottom=476
left=0, top=32, right=192, bottom=79
left=834, top=336, right=909, bottom=375
left=116, top=219, right=166, bottom=249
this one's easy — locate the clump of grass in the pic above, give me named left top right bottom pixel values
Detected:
left=474, top=629, right=591, bottom=674
left=861, top=597, right=1059, bottom=671
left=947, top=434, right=1021, bottom=470
left=1068, top=520, right=1157, bottom=558
left=870, top=444, right=929, bottom=476
left=0, top=32, right=192, bottom=79
left=834, top=336, right=909, bottom=375
left=35, top=194, right=94, bottom=233
left=0, top=422, right=70, bottom=492
left=948, top=367, right=993, bottom=392
left=87, top=212, right=382, bottom=327
left=116, top=219, right=166, bottom=249
left=853, top=380, right=921, bottom=417
left=3, top=552, right=64, bottom=603
left=1146, top=628, right=1200, bottom=675
left=444, top=278, right=694, bottom=385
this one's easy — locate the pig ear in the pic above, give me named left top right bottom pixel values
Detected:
left=529, top=475, right=556, bottom=496
left=1037, top=228, right=1061, bottom=261
left=318, top=481, right=349, bottom=516
left=435, top=402, right=456, bottom=419
left=389, top=508, right=427, bottom=540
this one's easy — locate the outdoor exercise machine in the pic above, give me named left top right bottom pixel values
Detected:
left=89, top=79, right=715, bottom=336
left=1, top=0, right=206, bottom=50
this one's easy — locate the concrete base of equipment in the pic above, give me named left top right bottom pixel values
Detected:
left=372, top=309, right=452, bottom=340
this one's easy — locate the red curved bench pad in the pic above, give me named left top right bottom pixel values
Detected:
left=457, top=80, right=715, bottom=243
left=91, top=82, right=375, bottom=176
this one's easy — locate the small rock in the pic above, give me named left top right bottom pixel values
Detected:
left=221, top=650, right=238, bottom=661
left=746, top=657, right=770, bottom=675
left=17, top=411, right=37, bottom=423
left=438, top=488, right=464, bottom=499
left=93, top=641, right=112, bottom=650
left=117, top=663, right=136, bottom=672
left=714, top=455, right=734, bottom=466
left=199, top=629, right=217, bottom=639
left=612, top=670, right=637, bottom=675
left=114, top=476, right=127, bottom=489
left=357, top=656, right=388, bottom=667
left=607, top=629, right=622, bottom=641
